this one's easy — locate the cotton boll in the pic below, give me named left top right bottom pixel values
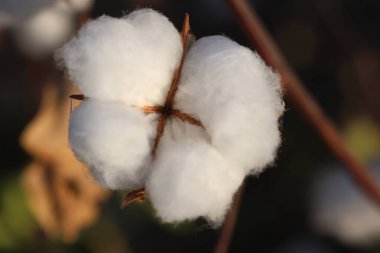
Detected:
left=311, top=163, right=380, bottom=247
left=58, top=10, right=283, bottom=225
left=69, top=99, right=156, bottom=190
left=146, top=120, right=244, bottom=223
left=176, top=35, right=283, bottom=175
left=13, top=1, right=74, bottom=58
left=57, top=9, right=182, bottom=106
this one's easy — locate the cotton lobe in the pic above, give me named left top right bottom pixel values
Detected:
left=58, top=9, right=183, bottom=106
left=58, top=8, right=283, bottom=224
left=69, top=100, right=156, bottom=189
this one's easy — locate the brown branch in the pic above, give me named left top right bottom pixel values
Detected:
left=214, top=0, right=380, bottom=252
left=214, top=183, right=245, bottom=253
left=226, top=0, right=380, bottom=205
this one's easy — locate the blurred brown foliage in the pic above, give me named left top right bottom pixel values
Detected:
left=20, top=84, right=108, bottom=242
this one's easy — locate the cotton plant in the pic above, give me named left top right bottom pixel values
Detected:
left=57, top=8, right=284, bottom=224
left=0, top=0, right=93, bottom=57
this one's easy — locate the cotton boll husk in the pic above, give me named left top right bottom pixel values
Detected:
left=69, top=99, right=156, bottom=190
left=311, top=163, right=380, bottom=247
left=176, top=35, right=283, bottom=175
left=13, top=1, right=74, bottom=58
left=146, top=120, right=244, bottom=224
left=57, top=9, right=182, bottom=106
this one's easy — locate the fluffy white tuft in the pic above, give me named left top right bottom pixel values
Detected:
left=146, top=120, right=244, bottom=223
left=57, top=9, right=182, bottom=106
left=176, top=35, right=283, bottom=175
left=69, top=99, right=156, bottom=190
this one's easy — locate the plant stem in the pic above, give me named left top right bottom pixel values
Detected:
left=214, top=183, right=245, bottom=253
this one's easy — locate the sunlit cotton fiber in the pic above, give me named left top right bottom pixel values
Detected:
left=147, top=120, right=245, bottom=224
left=175, top=35, right=283, bottom=175
left=69, top=99, right=156, bottom=190
left=57, top=9, right=183, bottom=106
left=59, top=8, right=283, bottom=224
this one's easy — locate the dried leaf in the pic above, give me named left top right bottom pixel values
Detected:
left=20, top=84, right=109, bottom=242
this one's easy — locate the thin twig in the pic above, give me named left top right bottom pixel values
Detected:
left=120, top=188, right=145, bottom=208
left=214, top=0, right=380, bottom=252
left=226, top=0, right=380, bottom=206
left=214, top=183, right=245, bottom=253
left=171, top=109, right=204, bottom=127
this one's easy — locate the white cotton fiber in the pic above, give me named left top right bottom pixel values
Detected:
left=13, top=1, right=74, bottom=57
left=146, top=120, right=244, bottom=223
left=175, top=35, right=283, bottom=175
left=57, top=9, right=182, bottom=106
left=311, top=163, right=380, bottom=247
left=69, top=99, right=156, bottom=190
